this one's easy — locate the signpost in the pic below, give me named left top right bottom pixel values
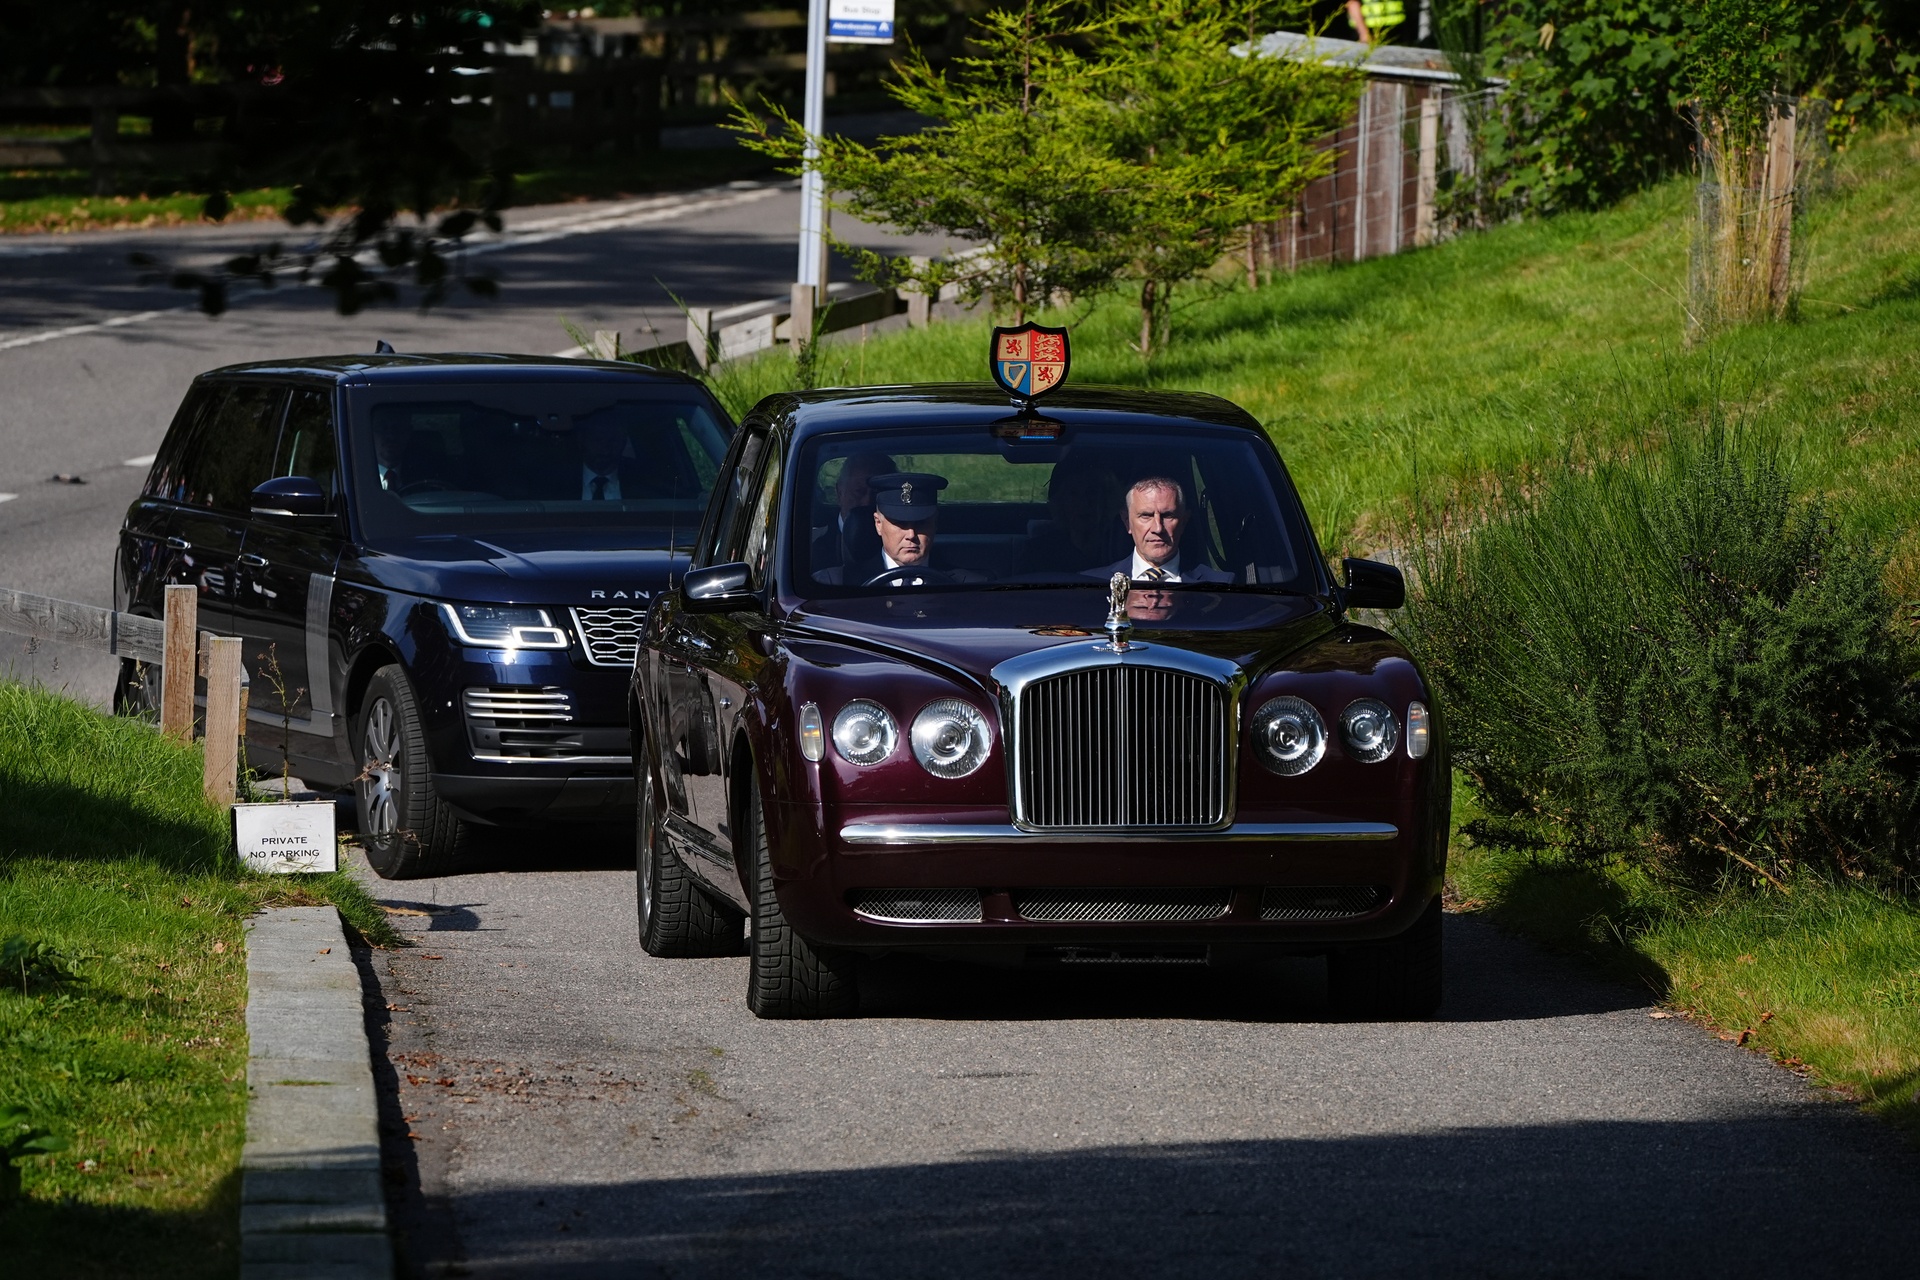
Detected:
left=796, top=0, right=895, bottom=301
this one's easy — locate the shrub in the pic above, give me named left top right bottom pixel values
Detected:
left=1402, top=419, right=1920, bottom=892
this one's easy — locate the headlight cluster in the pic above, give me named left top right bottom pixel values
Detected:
left=1250, top=696, right=1431, bottom=773
left=810, top=697, right=991, bottom=777
left=440, top=603, right=568, bottom=649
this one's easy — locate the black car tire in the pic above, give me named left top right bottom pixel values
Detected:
left=744, top=775, right=857, bottom=1019
left=355, top=664, right=467, bottom=880
left=1327, top=895, right=1443, bottom=1020
left=636, top=749, right=743, bottom=957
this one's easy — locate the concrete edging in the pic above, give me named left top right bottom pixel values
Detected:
left=242, top=906, right=393, bottom=1280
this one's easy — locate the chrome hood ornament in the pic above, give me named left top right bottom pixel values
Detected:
left=1102, top=571, right=1134, bottom=652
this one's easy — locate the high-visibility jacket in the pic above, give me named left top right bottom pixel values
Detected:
left=1361, top=0, right=1406, bottom=37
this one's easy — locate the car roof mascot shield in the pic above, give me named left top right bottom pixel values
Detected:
left=990, top=323, right=1071, bottom=406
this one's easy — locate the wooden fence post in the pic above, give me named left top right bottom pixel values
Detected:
left=590, top=329, right=620, bottom=360
left=203, top=635, right=243, bottom=806
left=904, top=257, right=931, bottom=328
left=685, top=306, right=714, bottom=369
left=1763, top=100, right=1796, bottom=316
left=1415, top=93, right=1441, bottom=247
left=161, top=584, right=197, bottom=743
left=789, top=284, right=816, bottom=354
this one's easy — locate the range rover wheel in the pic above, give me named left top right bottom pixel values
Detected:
left=744, top=775, right=857, bottom=1019
left=1327, top=895, right=1443, bottom=1020
left=636, top=748, right=743, bottom=957
left=355, top=664, right=467, bottom=880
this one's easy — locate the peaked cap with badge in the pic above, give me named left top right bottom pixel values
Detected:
left=868, top=472, right=948, bottom=523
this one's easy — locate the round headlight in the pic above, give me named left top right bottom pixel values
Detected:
left=1340, top=698, right=1399, bottom=764
left=1251, top=696, right=1326, bottom=776
left=910, top=699, right=990, bottom=778
left=831, top=699, right=897, bottom=766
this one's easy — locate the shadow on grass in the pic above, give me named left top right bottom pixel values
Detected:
left=0, top=1168, right=238, bottom=1280
left=0, top=776, right=226, bottom=875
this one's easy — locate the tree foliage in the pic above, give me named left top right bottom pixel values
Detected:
left=734, top=0, right=1359, bottom=350
left=1469, top=0, right=1920, bottom=215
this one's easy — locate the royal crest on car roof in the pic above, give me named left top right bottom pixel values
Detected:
left=990, top=323, right=1070, bottom=403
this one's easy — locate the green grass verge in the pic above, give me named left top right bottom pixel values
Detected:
left=0, top=173, right=289, bottom=235
left=0, top=680, right=393, bottom=1276
left=728, top=126, right=1920, bottom=573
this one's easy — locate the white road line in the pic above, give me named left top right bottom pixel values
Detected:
left=124, top=454, right=156, bottom=467
left=0, top=182, right=788, bottom=358
left=0, top=307, right=188, bottom=353
left=0, top=493, right=17, bottom=504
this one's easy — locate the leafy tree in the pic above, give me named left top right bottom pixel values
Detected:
left=1095, top=0, right=1359, bottom=355
left=732, top=0, right=1135, bottom=324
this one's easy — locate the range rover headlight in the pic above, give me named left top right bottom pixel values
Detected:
left=910, top=699, right=990, bottom=778
left=1340, top=698, right=1399, bottom=764
left=440, top=603, right=568, bottom=649
left=1251, top=696, right=1326, bottom=776
left=832, top=699, right=897, bottom=766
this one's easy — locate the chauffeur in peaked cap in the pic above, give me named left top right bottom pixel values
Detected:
left=824, top=472, right=976, bottom=587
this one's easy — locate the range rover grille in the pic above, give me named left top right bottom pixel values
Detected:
left=1259, top=886, right=1385, bottom=921
left=850, top=889, right=984, bottom=924
left=1014, top=665, right=1229, bottom=829
left=570, top=606, right=647, bottom=668
left=1011, top=887, right=1232, bottom=923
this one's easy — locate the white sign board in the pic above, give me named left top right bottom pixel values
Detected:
left=234, top=801, right=338, bottom=874
left=828, top=0, right=894, bottom=44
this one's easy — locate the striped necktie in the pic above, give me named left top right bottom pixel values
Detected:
left=1142, top=565, right=1169, bottom=582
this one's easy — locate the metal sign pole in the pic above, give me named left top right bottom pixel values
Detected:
left=797, top=0, right=829, bottom=290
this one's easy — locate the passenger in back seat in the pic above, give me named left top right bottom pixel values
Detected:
left=1016, top=457, right=1125, bottom=575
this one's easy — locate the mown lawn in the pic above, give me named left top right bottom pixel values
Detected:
left=0, top=680, right=391, bottom=1276
left=703, top=125, right=1920, bottom=1136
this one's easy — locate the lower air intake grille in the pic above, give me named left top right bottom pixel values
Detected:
left=463, top=687, right=580, bottom=759
left=1012, top=887, right=1231, bottom=923
left=570, top=606, right=647, bottom=668
left=850, top=889, right=984, bottom=924
left=1259, top=886, right=1386, bottom=921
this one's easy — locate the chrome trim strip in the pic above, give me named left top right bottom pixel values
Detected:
left=468, top=753, right=631, bottom=765
left=306, top=572, right=335, bottom=718
left=839, top=821, right=1399, bottom=846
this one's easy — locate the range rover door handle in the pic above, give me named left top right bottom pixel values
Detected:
left=165, top=536, right=191, bottom=551
left=239, top=553, right=269, bottom=568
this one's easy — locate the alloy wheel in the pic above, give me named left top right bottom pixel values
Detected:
left=360, top=696, right=401, bottom=838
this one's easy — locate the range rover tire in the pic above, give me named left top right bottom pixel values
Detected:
left=1327, top=895, right=1443, bottom=1020
left=636, top=748, right=743, bottom=957
left=744, top=776, right=857, bottom=1019
left=355, top=664, right=467, bottom=880
left=112, top=657, right=162, bottom=722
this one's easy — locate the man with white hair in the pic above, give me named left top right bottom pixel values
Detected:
left=1085, top=476, right=1231, bottom=584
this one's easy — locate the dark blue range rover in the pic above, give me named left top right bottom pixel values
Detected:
left=116, top=353, right=734, bottom=878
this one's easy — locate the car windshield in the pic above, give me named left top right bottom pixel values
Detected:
left=346, top=382, right=731, bottom=548
left=788, top=420, right=1316, bottom=595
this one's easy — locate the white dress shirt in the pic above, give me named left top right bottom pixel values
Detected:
left=583, top=464, right=621, bottom=501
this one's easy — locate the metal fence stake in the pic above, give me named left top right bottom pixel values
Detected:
left=161, top=584, right=198, bottom=742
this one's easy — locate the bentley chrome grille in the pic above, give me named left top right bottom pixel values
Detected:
left=570, top=606, right=646, bottom=668
left=1013, top=664, right=1230, bottom=829
left=1259, top=886, right=1385, bottom=921
left=850, top=889, right=984, bottom=924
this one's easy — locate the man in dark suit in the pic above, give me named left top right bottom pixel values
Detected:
left=825, top=472, right=980, bottom=586
left=810, top=450, right=897, bottom=573
left=1085, top=475, right=1233, bottom=585
left=577, top=415, right=646, bottom=501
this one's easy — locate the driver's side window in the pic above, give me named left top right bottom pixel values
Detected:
left=693, top=432, right=767, bottom=570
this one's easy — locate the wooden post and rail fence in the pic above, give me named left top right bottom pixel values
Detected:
left=2, top=583, right=248, bottom=805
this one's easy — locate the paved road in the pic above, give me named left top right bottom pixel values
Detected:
left=0, top=183, right=959, bottom=704
left=349, top=839, right=1920, bottom=1278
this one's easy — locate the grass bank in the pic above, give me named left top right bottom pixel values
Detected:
left=0, top=680, right=391, bottom=1276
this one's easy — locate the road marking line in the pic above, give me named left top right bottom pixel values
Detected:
left=0, top=183, right=787, bottom=358
left=124, top=454, right=157, bottom=467
left=0, top=493, right=16, bottom=504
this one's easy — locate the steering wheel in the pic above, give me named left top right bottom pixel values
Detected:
left=863, top=565, right=955, bottom=587
left=396, top=478, right=458, bottom=496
